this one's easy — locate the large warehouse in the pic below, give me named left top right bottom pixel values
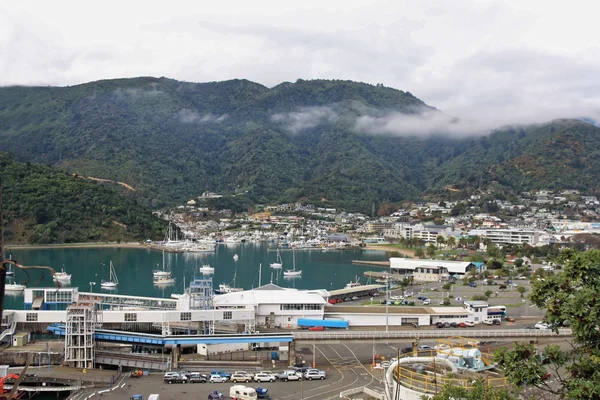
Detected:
left=389, top=258, right=476, bottom=278
left=213, top=283, right=327, bottom=329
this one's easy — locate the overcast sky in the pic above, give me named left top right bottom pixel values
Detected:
left=1, top=0, right=599, bottom=129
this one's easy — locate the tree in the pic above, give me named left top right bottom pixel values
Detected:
left=514, top=258, right=524, bottom=268
left=485, top=290, right=493, bottom=298
left=426, top=244, right=436, bottom=258
left=447, top=236, right=456, bottom=248
left=414, top=248, right=425, bottom=258
left=427, top=379, right=518, bottom=400
left=496, top=249, right=600, bottom=399
left=517, top=286, right=526, bottom=297
left=436, top=235, right=446, bottom=249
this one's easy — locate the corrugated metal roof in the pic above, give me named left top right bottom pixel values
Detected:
left=329, top=284, right=386, bottom=296
left=214, top=288, right=327, bottom=306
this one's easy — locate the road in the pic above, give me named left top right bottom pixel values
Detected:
left=82, top=336, right=572, bottom=400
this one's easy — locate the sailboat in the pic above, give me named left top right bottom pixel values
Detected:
left=283, top=249, right=302, bottom=277
left=6, top=256, right=14, bottom=277
left=270, top=248, right=283, bottom=269
left=153, top=251, right=172, bottom=278
left=101, top=261, right=119, bottom=289
left=153, top=275, right=176, bottom=285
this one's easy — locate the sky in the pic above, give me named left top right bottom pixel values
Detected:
left=1, top=0, right=599, bottom=131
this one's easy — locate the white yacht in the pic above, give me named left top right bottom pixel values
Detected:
left=199, top=264, right=215, bottom=274
left=283, top=249, right=302, bottom=277
left=53, top=267, right=72, bottom=284
left=153, top=251, right=172, bottom=278
left=153, top=276, right=176, bottom=285
left=101, top=261, right=119, bottom=289
left=5, top=283, right=25, bottom=292
left=270, top=248, right=283, bottom=269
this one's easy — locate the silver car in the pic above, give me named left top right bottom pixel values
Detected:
left=303, top=369, right=326, bottom=380
left=254, top=372, right=276, bottom=382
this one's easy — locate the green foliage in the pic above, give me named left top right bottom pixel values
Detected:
left=426, top=379, right=518, bottom=400
left=517, top=286, right=526, bottom=297
left=442, top=298, right=451, bottom=306
left=485, top=290, right=493, bottom=298
left=442, top=283, right=452, bottom=290
left=2, top=78, right=599, bottom=212
left=0, top=153, right=166, bottom=244
left=471, top=295, right=487, bottom=301
left=497, top=249, right=600, bottom=399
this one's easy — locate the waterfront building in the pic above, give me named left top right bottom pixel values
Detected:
left=389, top=259, right=476, bottom=278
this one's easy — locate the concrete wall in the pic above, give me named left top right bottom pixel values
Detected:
left=324, top=312, right=432, bottom=327
left=9, top=308, right=255, bottom=325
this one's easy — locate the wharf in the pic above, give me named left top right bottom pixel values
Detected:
left=352, top=260, right=390, bottom=267
left=363, top=271, right=404, bottom=281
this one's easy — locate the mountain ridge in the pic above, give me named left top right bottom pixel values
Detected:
left=1, top=77, right=598, bottom=212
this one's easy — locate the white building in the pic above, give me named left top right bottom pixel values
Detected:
left=213, top=283, right=326, bottom=329
left=389, top=259, right=476, bottom=277
left=468, top=228, right=551, bottom=247
left=463, top=301, right=489, bottom=323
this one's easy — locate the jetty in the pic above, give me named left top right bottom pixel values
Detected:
left=351, top=260, right=390, bottom=267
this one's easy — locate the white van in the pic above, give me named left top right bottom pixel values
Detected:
left=229, top=385, right=257, bottom=399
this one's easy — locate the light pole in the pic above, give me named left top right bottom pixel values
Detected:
left=89, top=282, right=96, bottom=293
left=522, top=299, right=528, bottom=317
left=386, top=279, right=389, bottom=333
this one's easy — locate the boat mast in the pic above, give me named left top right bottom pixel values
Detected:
left=259, top=263, right=262, bottom=287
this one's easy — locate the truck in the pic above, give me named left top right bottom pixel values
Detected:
left=148, top=395, right=160, bottom=400
left=297, top=318, right=349, bottom=329
left=251, top=342, right=279, bottom=351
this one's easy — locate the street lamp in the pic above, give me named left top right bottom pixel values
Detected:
left=522, top=299, right=528, bottom=317
left=89, top=282, right=96, bottom=293
left=386, top=279, right=389, bottom=333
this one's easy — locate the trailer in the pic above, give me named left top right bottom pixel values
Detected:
left=297, top=318, right=349, bottom=329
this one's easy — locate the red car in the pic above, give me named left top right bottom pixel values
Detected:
left=308, top=326, right=325, bottom=331
left=458, top=322, right=467, bottom=328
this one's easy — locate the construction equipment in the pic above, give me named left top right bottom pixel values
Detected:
left=131, top=370, right=143, bottom=378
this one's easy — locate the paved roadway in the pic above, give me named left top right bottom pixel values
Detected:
left=85, top=336, right=572, bottom=400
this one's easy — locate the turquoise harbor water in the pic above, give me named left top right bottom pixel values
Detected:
left=4, top=244, right=389, bottom=309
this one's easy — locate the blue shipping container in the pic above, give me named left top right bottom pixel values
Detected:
left=297, top=318, right=349, bottom=329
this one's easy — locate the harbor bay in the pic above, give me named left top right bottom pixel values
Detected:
left=4, top=245, right=390, bottom=309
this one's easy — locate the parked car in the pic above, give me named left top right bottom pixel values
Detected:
left=231, top=372, right=253, bottom=383
left=254, top=372, right=276, bottom=383
left=189, top=372, right=207, bottom=383
left=401, top=346, right=413, bottom=353
left=482, top=319, right=494, bottom=325
left=308, top=326, right=324, bottom=331
left=417, top=296, right=427, bottom=301
left=209, top=374, right=228, bottom=383
left=492, top=319, right=501, bottom=325
left=505, top=316, right=516, bottom=322
left=535, top=322, right=550, bottom=329
left=443, top=322, right=451, bottom=328
left=458, top=322, right=467, bottom=328
left=435, top=322, right=444, bottom=328
left=464, top=320, right=475, bottom=327
left=438, top=300, right=445, bottom=305
left=423, top=299, right=431, bottom=305
left=304, top=369, right=326, bottom=380
left=468, top=282, right=477, bottom=288
left=294, top=367, right=310, bottom=374
left=164, top=372, right=187, bottom=384
left=418, top=345, right=433, bottom=351
left=390, top=295, right=403, bottom=301
left=278, top=370, right=302, bottom=381
left=351, top=296, right=359, bottom=301
left=449, top=322, right=459, bottom=328
left=210, top=370, right=231, bottom=379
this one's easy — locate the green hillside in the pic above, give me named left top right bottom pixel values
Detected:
left=1, top=77, right=599, bottom=212
left=0, top=153, right=167, bottom=244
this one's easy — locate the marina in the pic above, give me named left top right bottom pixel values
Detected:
left=3, top=245, right=389, bottom=310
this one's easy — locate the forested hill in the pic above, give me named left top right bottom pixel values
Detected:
left=0, top=153, right=167, bottom=244
left=0, top=77, right=599, bottom=212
